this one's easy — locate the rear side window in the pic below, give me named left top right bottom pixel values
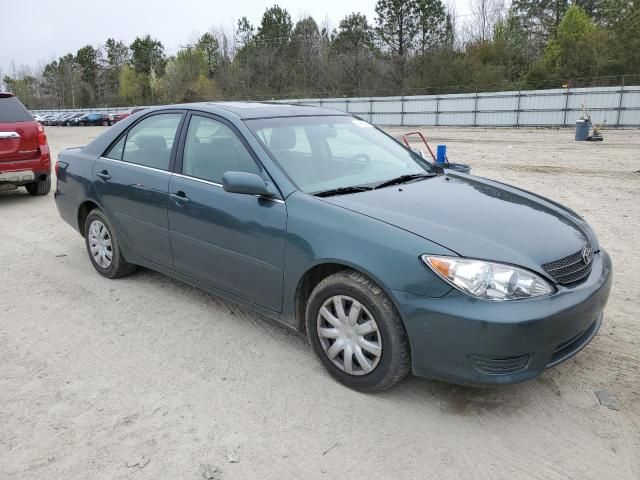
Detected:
left=0, top=96, right=33, bottom=122
left=121, top=113, right=182, bottom=170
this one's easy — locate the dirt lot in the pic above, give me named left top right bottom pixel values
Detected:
left=1, top=126, right=639, bottom=480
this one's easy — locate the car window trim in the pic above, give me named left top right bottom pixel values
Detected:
left=171, top=172, right=285, bottom=204
left=101, top=109, right=187, bottom=171
left=98, top=156, right=173, bottom=175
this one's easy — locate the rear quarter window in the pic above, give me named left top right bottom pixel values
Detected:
left=0, top=97, right=33, bottom=122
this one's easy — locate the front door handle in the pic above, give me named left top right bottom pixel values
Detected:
left=170, top=191, right=190, bottom=204
left=96, top=170, right=111, bottom=181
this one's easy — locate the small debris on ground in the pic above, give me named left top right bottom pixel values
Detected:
left=595, top=389, right=621, bottom=411
left=55, top=254, right=67, bottom=258
left=226, top=452, right=240, bottom=463
left=200, top=464, right=220, bottom=480
left=125, top=455, right=150, bottom=469
left=322, top=442, right=340, bottom=456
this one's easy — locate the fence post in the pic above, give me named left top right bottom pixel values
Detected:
left=435, top=94, right=440, bottom=127
left=345, top=98, right=350, bottom=114
left=515, top=90, right=521, bottom=128
left=562, top=86, right=570, bottom=127
left=400, top=95, right=405, bottom=127
left=616, top=77, right=625, bottom=128
left=473, top=89, right=479, bottom=127
left=369, top=98, right=373, bottom=123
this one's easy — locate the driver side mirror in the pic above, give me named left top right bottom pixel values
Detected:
left=222, top=171, right=275, bottom=198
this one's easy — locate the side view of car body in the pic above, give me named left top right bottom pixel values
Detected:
left=74, top=113, right=112, bottom=126
left=60, top=113, right=85, bottom=126
left=54, top=103, right=612, bottom=391
left=49, top=113, right=74, bottom=126
left=41, top=114, right=61, bottom=126
left=0, top=92, right=52, bottom=195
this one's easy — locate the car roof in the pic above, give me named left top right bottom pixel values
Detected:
left=149, top=101, right=349, bottom=120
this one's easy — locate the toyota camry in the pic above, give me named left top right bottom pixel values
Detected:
left=54, top=103, right=612, bottom=391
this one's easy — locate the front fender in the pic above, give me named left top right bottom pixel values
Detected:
left=281, top=191, right=455, bottom=326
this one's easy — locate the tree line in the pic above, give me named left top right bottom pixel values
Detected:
left=2, top=0, right=640, bottom=109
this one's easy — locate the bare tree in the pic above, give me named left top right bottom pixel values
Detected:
left=469, top=0, right=507, bottom=42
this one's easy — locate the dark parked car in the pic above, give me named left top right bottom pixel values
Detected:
left=0, top=92, right=52, bottom=195
left=49, top=113, right=74, bottom=126
left=41, top=114, right=57, bottom=126
left=54, top=103, right=612, bottom=391
left=42, top=113, right=66, bottom=126
left=60, top=113, right=85, bottom=126
left=72, top=113, right=112, bottom=126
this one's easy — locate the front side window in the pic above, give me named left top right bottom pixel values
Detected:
left=245, top=116, right=430, bottom=193
left=121, top=113, right=182, bottom=170
left=182, top=115, right=260, bottom=184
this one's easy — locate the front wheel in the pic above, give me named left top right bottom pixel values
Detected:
left=84, top=209, right=136, bottom=279
left=306, top=270, right=411, bottom=392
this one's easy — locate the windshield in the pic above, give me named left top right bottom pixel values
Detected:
left=245, top=116, right=431, bottom=193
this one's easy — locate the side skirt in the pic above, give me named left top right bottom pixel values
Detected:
left=131, top=254, right=297, bottom=331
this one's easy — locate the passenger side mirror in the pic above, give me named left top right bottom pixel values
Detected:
left=222, top=171, right=275, bottom=198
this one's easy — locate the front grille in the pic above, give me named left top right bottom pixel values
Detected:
left=542, top=244, right=593, bottom=284
left=468, top=354, right=530, bottom=375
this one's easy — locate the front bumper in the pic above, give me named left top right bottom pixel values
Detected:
left=393, top=250, right=612, bottom=386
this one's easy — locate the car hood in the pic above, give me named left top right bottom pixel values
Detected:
left=320, top=173, right=595, bottom=278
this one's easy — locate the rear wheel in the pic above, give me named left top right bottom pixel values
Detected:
left=25, top=177, right=51, bottom=196
left=306, top=269, right=411, bottom=391
left=84, top=209, right=136, bottom=279
left=101, top=120, right=109, bottom=126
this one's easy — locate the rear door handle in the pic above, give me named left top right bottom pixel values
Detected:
left=96, top=170, right=111, bottom=181
left=170, top=191, right=190, bottom=203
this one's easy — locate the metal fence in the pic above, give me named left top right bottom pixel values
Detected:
left=284, top=86, right=640, bottom=127
left=32, top=106, right=133, bottom=116
left=32, top=85, right=640, bottom=127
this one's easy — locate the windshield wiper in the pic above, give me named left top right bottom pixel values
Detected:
left=313, top=186, right=373, bottom=197
left=374, top=173, right=437, bottom=189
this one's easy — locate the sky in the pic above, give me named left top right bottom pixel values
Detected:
left=0, top=0, right=472, bottom=74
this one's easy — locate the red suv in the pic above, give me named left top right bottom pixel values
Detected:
left=0, top=92, right=51, bottom=195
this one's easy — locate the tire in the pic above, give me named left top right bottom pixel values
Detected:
left=102, top=120, right=109, bottom=126
left=306, top=269, right=411, bottom=392
left=25, top=177, right=51, bottom=196
left=84, top=209, right=136, bottom=279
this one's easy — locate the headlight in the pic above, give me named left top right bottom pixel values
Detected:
left=421, top=255, right=554, bottom=301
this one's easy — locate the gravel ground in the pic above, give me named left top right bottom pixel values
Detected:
left=1, top=126, right=639, bottom=480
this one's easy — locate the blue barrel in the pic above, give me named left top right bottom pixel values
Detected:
left=436, top=144, right=447, bottom=163
left=575, top=120, right=590, bottom=141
